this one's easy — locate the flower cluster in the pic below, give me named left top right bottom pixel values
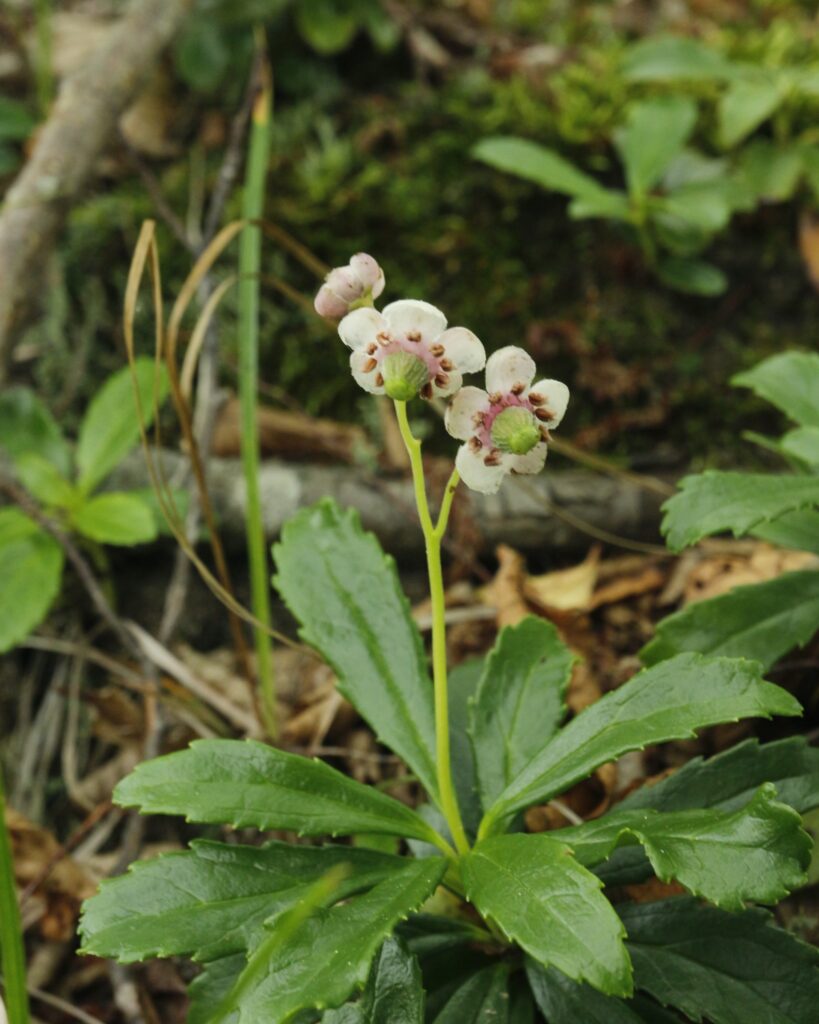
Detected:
left=316, top=255, right=570, bottom=493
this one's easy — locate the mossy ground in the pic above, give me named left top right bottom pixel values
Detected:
left=16, top=0, right=819, bottom=466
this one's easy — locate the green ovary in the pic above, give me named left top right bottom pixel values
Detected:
left=382, top=351, right=430, bottom=401
left=490, top=407, right=540, bottom=455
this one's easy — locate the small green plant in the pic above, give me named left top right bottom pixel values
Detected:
left=173, top=0, right=398, bottom=95
left=77, top=257, right=819, bottom=1022
left=651, top=349, right=819, bottom=669
left=0, top=358, right=169, bottom=653
left=623, top=34, right=819, bottom=206
left=474, top=97, right=750, bottom=296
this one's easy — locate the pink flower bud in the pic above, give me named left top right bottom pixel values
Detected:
left=314, top=284, right=350, bottom=320
left=349, top=253, right=385, bottom=295
left=313, top=253, right=386, bottom=321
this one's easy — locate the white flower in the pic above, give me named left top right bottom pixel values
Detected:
left=338, top=299, right=486, bottom=401
left=314, top=253, right=385, bottom=320
left=445, top=345, right=569, bottom=494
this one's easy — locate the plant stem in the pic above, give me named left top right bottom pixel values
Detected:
left=34, top=0, right=53, bottom=117
left=394, top=401, right=470, bottom=856
left=238, top=39, right=276, bottom=738
left=0, top=766, right=29, bottom=1024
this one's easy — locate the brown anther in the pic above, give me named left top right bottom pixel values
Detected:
left=528, top=391, right=545, bottom=406
left=375, top=372, right=384, bottom=387
left=468, top=436, right=483, bottom=452
left=366, top=342, right=378, bottom=355
left=406, top=330, right=422, bottom=342
left=376, top=331, right=391, bottom=346
left=488, top=391, right=502, bottom=405
left=430, top=343, right=445, bottom=357
left=362, top=357, right=378, bottom=373
left=440, top=358, right=453, bottom=371
left=484, top=449, right=502, bottom=467
left=535, top=407, right=555, bottom=422
left=420, top=382, right=433, bottom=400
left=434, top=372, right=450, bottom=388
left=510, top=382, right=525, bottom=395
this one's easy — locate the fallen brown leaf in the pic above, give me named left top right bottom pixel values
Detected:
left=211, top=397, right=368, bottom=464
left=7, top=808, right=96, bottom=941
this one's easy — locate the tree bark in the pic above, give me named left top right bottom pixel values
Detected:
left=0, top=0, right=191, bottom=380
left=110, top=449, right=667, bottom=556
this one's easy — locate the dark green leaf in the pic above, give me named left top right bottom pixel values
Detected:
left=469, top=616, right=573, bottom=807
left=620, top=898, right=819, bottom=1024
left=641, top=570, right=819, bottom=669
left=189, top=954, right=245, bottom=1024
left=222, top=859, right=446, bottom=1022
left=0, top=97, right=36, bottom=141
left=480, top=654, right=799, bottom=834
left=448, top=658, right=484, bottom=836
left=656, top=257, right=727, bottom=296
left=13, top=454, right=76, bottom=508
left=463, top=834, right=632, bottom=996
left=781, top=427, right=819, bottom=468
left=739, top=140, right=804, bottom=201
left=79, top=839, right=411, bottom=963
left=0, top=388, right=71, bottom=476
left=733, top=352, right=819, bottom=428
left=662, top=471, right=819, bottom=551
left=366, top=938, right=425, bottom=1024
left=295, top=0, right=359, bottom=54
left=174, top=19, right=231, bottom=92
left=567, top=190, right=632, bottom=221
left=599, top=737, right=819, bottom=887
left=623, top=736, right=819, bottom=817
left=660, top=182, right=733, bottom=233
left=432, top=965, right=510, bottom=1023
left=473, top=137, right=611, bottom=201
left=0, top=144, right=20, bottom=175
left=614, top=98, right=697, bottom=195
left=622, top=36, right=734, bottom=82
left=526, top=961, right=645, bottom=1023
left=558, top=783, right=810, bottom=910
left=114, top=739, right=444, bottom=846
left=273, top=500, right=438, bottom=799
left=69, top=492, right=158, bottom=546
left=76, top=358, right=169, bottom=493
left=0, top=508, right=64, bottom=654
left=751, top=508, right=819, bottom=554
left=718, top=76, right=784, bottom=148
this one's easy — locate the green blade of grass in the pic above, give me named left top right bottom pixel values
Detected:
left=0, top=766, right=29, bottom=1024
left=238, top=40, right=276, bottom=737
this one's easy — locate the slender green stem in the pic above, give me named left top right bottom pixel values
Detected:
left=238, top=41, right=276, bottom=738
left=394, top=401, right=470, bottom=856
left=34, top=0, right=53, bottom=116
left=0, top=767, right=29, bottom=1024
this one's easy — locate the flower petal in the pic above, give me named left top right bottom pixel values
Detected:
left=456, top=445, right=508, bottom=495
left=325, top=266, right=361, bottom=302
left=350, top=349, right=385, bottom=395
left=510, top=442, right=548, bottom=476
left=349, top=253, right=383, bottom=291
left=438, top=327, right=486, bottom=374
left=314, top=284, right=349, bottom=320
left=445, top=386, right=490, bottom=440
left=338, top=307, right=386, bottom=350
left=431, top=368, right=463, bottom=399
left=528, top=379, right=570, bottom=429
left=485, top=346, right=536, bottom=395
left=382, top=299, right=447, bottom=341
